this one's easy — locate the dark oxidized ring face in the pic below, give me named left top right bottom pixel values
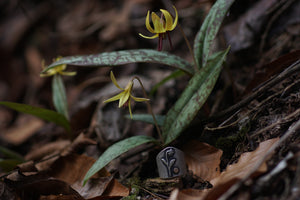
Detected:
left=156, top=147, right=187, bottom=179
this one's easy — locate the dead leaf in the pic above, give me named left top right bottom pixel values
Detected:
left=223, top=0, right=278, bottom=52
left=61, top=133, right=97, bottom=156
left=170, top=138, right=279, bottom=200
left=183, top=141, right=223, bottom=181
left=5, top=171, right=84, bottom=200
left=25, top=46, right=44, bottom=88
left=0, top=3, right=50, bottom=52
left=2, top=115, right=44, bottom=145
left=0, top=181, right=19, bottom=200
left=25, top=140, right=71, bottom=161
left=101, top=179, right=130, bottom=198
left=243, top=50, right=300, bottom=95
left=48, top=154, right=129, bottom=199
left=204, top=137, right=279, bottom=200
left=17, top=160, right=37, bottom=173
left=169, top=188, right=204, bottom=200
left=48, top=154, right=108, bottom=185
left=0, top=107, right=13, bottom=130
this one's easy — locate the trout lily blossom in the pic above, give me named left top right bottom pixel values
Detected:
left=104, top=71, right=149, bottom=118
left=139, top=6, right=178, bottom=51
left=40, top=57, right=76, bottom=77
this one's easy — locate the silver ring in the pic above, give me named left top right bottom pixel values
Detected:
left=156, top=147, right=187, bottom=179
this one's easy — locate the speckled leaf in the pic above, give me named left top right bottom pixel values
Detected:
left=0, top=101, right=70, bottom=132
left=162, top=48, right=229, bottom=145
left=52, top=75, right=69, bottom=120
left=194, top=0, right=234, bottom=69
left=83, top=135, right=157, bottom=185
left=43, top=49, right=194, bottom=75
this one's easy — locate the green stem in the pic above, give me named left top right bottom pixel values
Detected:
left=133, top=77, right=163, bottom=144
left=177, top=23, right=198, bottom=73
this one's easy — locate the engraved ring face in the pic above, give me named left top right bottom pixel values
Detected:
left=156, top=147, right=187, bottom=179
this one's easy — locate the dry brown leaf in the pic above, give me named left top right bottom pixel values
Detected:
left=25, top=46, right=44, bottom=88
left=204, top=137, right=279, bottom=200
left=61, top=133, right=97, bottom=156
left=101, top=179, right=130, bottom=198
left=169, top=188, right=206, bottom=200
left=5, top=171, right=84, bottom=199
left=25, top=140, right=71, bottom=161
left=223, top=0, right=278, bottom=51
left=2, top=115, right=44, bottom=145
left=170, top=138, right=279, bottom=200
left=183, top=141, right=223, bottom=181
left=48, top=154, right=129, bottom=199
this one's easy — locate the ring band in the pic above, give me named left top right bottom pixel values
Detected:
left=156, top=147, right=187, bottom=179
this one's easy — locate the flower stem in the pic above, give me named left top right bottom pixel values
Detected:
left=133, top=77, right=163, bottom=144
left=167, top=31, right=173, bottom=50
left=177, top=23, right=199, bottom=73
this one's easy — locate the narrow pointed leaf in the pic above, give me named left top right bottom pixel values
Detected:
left=0, top=146, right=24, bottom=162
left=125, top=114, right=165, bottom=126
left=43, top=49, right=194, bottom=75
left=194, top=0, right=234, bottom=69
left=163, top=48, right=230, bottom=145
left=0, top=159, right=24, bottom=172
left=0, top=101, right=70, bottom=132
left=83, top=135, right=158, bottom=185
left=52, top=75, right=69, bottom=119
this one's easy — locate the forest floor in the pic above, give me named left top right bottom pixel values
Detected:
left=0, top=0, right=300, bottom=199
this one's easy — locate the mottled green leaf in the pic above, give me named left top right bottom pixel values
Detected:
left=163, top=48, right=230, bottom=145
left=0, top=101, right=70, bottom=132
left=52, top=75, right=69, bottom=119
left=126, top=114, right=165, bottom=126
left=83, top=135, right=157, bottom=185
left=194, top=0, right=234, bottom=68
left=43, top=49, right=194, bottom=75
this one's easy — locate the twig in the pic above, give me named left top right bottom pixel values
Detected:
left=259, top=0, right=296, bottom=53
left=204, top=59, right=300, bottom=123
left=134, top=184, right=167, bottom=200
left=219, top=115, right=300, bottom=200
left=133, top=76, right=163, bottom=144
left=251, top=107, right=300, bottom=138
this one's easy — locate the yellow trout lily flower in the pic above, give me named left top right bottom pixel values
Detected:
left=104, top=71, right=149, bottom=118
left=139, top=6, right=178, bottom=51
left=40, top=57, right=76, bottom=77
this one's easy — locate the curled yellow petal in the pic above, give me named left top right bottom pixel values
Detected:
left=40, top=57, right=76, bottom=77
left=103, top=92, right=124, bottom=103
left=138, top=33, right=159, bottom=39
left=152, top=12, right=165, bottom=33
left=128, top=98, right=133, bottom=119
left=119, top=90, right=130, bottom=107
left=145, top=11, right=155, bottom=33
left=170, top=6, right=178, bottom=30
left=131, top=95, right=149, bottom=102
left=60, top=71, right=77, bottom=76
left=40, top=72, right=55, bottom=77
left=110, top=71, right=123, bottom=90
left=160, top=9, right=173, bottom=30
